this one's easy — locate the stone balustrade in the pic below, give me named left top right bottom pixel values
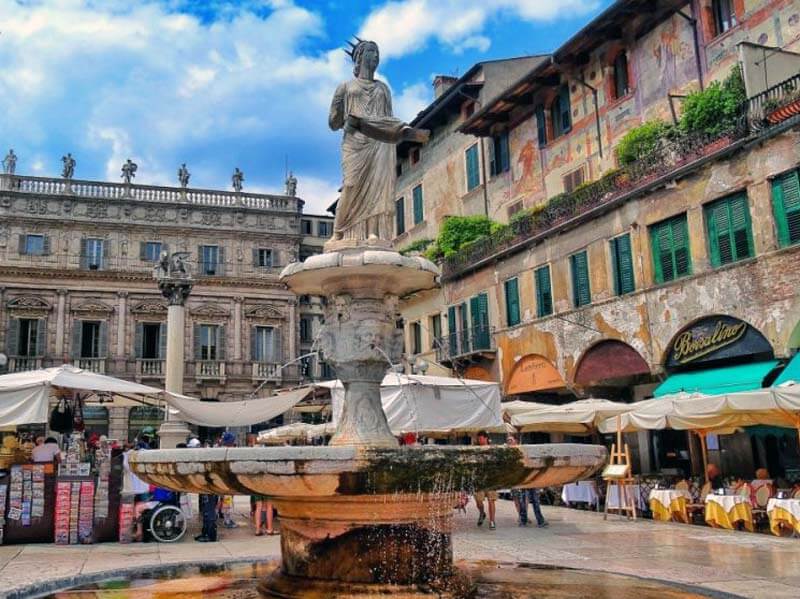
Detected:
left=0, top=173, right=302, bottom=213
left=8, top=356, right=43, bottom=372
left=252, top=361, right=282, bottom=382
left=74, top=357, right=106, bottom=374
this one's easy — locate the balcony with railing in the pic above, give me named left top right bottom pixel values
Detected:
left=136, top=359, right=165, bottom=381
left=74, top=358, right=106, bottom=374
left=747, top=72, right=800, bottom=131
left=434, top=325, right=496, bottom=367
left=252, top=362, right=283, bottom=383
left=0, top=173, right=302, bottom=213
left=195, top=360, right=225, bottom=382
left=8, top=356, right=42, bottom=372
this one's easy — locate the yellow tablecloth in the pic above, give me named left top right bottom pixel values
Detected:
left=649, top=489, right=690, bottom=523
left=704, top=495, right=754, bottom=531
left=767, top=498, right=800, bottom=536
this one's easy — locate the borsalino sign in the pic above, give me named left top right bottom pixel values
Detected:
left=666, top=315, right=773, bottom=369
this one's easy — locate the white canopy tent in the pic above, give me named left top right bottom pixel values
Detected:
left=324, top=373, right=502, bottom=435
left=165, top=387, right=316, bottom=427
left=503, top=398, right=636, bottom=434
left=0, top=365, right=164, bottom=427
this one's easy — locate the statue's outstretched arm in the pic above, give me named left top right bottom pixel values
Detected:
left=329, top=83, right=346, bottom=131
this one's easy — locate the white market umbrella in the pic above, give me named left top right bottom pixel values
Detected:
left=506, top=398, right=636, bottom=434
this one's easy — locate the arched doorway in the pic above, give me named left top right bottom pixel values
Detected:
left=505, top=354, right=565, bottom=396
left=574, top=340, right=650, bottom=388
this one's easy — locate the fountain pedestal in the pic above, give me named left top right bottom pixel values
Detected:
left=280, top=245, right=439, bottom=449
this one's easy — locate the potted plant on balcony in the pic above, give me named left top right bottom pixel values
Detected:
left=764, top=87, right=800, bottom=125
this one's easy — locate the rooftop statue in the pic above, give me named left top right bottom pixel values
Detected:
left=285, top=170, right=297, bottom=197
left=121, top=159, right=138, bottom=184
left=232, top=167, right=244, bottom=192
left=61, top=153, right=76, bottom=180
left=178, top=163, right=190, bottom=188
left=2, top=149, right=17, bottom=175
left=329, top=39, right=429, bottom=242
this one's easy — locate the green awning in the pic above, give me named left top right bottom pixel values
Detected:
left=654, top=360, right=780, bottom=397
left=772, top=353, right=800, bottom=386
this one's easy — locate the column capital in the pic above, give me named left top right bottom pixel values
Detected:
left=56, top=288, right=69, bottom=296
left=116, top=291, right=129, bottom=298
left=233, top=296, right=245, bottom=304
left=158, top=278, right=194, bottom=306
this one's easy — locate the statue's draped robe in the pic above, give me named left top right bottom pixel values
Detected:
left=329, top=78, right=404, bottom=240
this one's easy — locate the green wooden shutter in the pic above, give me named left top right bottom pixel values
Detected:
left=134, top=322, right=143, bottom=359
left=35, top=318, right=46, bottom=356
left=158, top=323, right=167, bottom=359
left=504, top=278, right=520, bottom=326
left=471, top=293, right=490, bottom=349
left=6, top=318, right=19, bottom=355
left=707, top=194, right=753, bottom=266
left=459, top=302, right=469, bottom=354
left=651, top=215, right=691, bottom=283
left=447, top=306, right=457, bottom=356
left=730, top=194, right=753, bottom=261
left=193, top=324, right=202, bottom=359
left=535, top=266, right=553, bottom=317
left=611, top=234, right=635, bottom=295
left=71, top=320, right=82, bottom=358
left=413, top=185, right=423, bottom=224
left=772, top=170, right=800, bottom=247
left=466, top=144, right=480, bottom=191
left=671, top=216, right=691, bottom=277
left=395, top=197, right=405, bottom=235
left=570, top=251, right=591, bottom=307
left=98, top=321, right=108, bottom=358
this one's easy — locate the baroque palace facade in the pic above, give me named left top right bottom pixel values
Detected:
left=0, top=171, right=333, bottom=441
left=395, top=0, right=800, bottom=478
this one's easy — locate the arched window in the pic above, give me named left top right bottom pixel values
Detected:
left=550, top=85, right=571, bottom=138
left=613, top=51, right=630, bottom=99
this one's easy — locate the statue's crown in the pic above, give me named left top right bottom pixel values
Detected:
left=344, top=36, right=365, bottom=60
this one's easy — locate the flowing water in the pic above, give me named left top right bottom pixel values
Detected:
left=39, top=560, right=730, bottom=599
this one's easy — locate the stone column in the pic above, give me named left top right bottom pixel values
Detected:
left=155, top=257, right=194, bottom=449
left=233, top=296, right=243, bottom=361
left=55, top=289, right=67, bottom=358
left=115, top=291, right=128, bottom=371
left=288, top=298, right=297, bottom=365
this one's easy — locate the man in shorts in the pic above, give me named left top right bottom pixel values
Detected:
left=473, top=431, right=497, bottom=529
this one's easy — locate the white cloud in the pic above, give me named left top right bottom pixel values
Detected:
left=393, top=82, right=431, bottom=123
left=359, top=0, right=600, bottom=59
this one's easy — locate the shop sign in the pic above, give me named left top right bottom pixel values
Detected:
left=666, top=315, right=773, bottom=369
left=506, top=354, right=564, bottom=395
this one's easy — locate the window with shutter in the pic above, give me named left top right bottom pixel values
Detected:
left=570, top=251, right=591, bottom=307
left=491, top=132, right=510, bottom=176
left=395, top=197, right=405, bottom=235
left=470, top=293, right=490, bottom=350
left=772, top=170, right=800, bottom=247
left=256, top=248, right=273, bottom=268
left=430, top=314, right=442, bottom=350
left=158, top=323, right=167, bottom=359
left=551, top=85, right=572, bottom=138
left=535, top=105, right=547, bottom=147
left=613, top=52, right=630, bottom=99
left=447, top=306, right=457, bottom=356
left=6, top=318, right=20, bottom=355
left=85, top=239, right=104, bottom=270
left=459, top=302, right=469, bottom=354
left=142, top=242, right=161, bottom=262
left=610, top=234, right=635, bottom=295
left=712, top=0, right=736, bottom=36
left=504, top=278, right=521, bottom=326
left=198, top=324, right=218, bottom=360
left=534, top=266, right=553, bottom=317
left=412, top=185, right=424, bottom=224
left=25, top=235, right=45, bottom=256
left=705, top=193, right=753, bottom=267
left=200, top=246, right=219, bottom=275
left=140, top=323, right=162, bottom=359
left=411, top=322, right=422, bottom=355
left=650, top=214, right=692, bottom=283
left=465, top=144, right=480, bottom=192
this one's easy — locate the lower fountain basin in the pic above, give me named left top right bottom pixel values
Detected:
left=130, top=445, right=606, bottom=595
left=129, top=444, right=607, bottom=497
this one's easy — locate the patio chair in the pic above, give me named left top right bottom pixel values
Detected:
left=792, top=486, right=800, bottom=499
left=686, top=480, right=711, bottom=522
left=751, top=484, right=772, bottom=529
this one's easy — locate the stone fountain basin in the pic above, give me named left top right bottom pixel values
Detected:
left=129, top=444, right=607, bottom=497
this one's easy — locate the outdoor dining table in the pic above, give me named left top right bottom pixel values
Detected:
left=767, top=497, right=800, bottom=536
left=606, top=484, right=645, bottom=511
left=648, top=489, right=691, bottom=523
left=704, top=493, right=754, bottom=531
left=561, top=481, right=599, bottom=509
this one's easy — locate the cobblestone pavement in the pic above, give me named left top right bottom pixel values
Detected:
left=1, top=498, right=799, bottom=598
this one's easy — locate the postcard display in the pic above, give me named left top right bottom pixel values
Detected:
left=54, top=477, right=95, bottom=544
left=4, top=465, right=47, bottom=539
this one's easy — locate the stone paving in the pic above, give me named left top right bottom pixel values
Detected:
left=1, top=498, right=799, bottom=598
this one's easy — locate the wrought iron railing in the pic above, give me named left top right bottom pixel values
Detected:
left=442, top=116, right=750, bottom=281
left=434, top=325, right=496, bottom=363
left=0, top=174, right=302, bottom=213
left=747, top=71, right=800, bottom=130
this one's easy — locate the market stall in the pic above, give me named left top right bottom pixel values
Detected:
left=0, top=365, right=164, bottom=545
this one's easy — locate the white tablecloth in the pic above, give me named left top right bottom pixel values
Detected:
left=648, top=489, right=691, bottom=506
left=767, top=498, right=800, bottom=520
left=705, top=493, right=752, bottom=511
left=561, top=481, right=599, bottom=506
left=607, top=484, right=645, bottom=510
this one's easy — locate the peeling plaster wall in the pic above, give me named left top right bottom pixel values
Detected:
left=449, top=127, right=800, bottom=390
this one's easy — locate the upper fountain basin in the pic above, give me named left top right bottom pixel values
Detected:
left=129, top=444, right=607, bottom=497
left=279, top=247, right=439, bottom=297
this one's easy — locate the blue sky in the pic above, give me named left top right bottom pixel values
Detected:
left=0, top=0, right=612, bottom=213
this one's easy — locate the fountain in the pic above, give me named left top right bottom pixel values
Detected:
left=130, top=38, right=608, bottom=597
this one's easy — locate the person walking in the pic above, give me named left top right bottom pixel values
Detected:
left=507, top=435, right=548, bottom=528
left=473, top=431, right=497, bottom=530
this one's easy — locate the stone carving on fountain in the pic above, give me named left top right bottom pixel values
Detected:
left=130, top=38, right=609, bottom=598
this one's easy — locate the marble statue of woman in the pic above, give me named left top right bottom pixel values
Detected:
left=329, top=39, right=429, bottom=242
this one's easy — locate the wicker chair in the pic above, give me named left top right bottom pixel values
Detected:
left=685, top=480, right=711, bottom=522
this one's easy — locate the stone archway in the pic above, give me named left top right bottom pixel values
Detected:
left=573, top=340, right=650, bottom=386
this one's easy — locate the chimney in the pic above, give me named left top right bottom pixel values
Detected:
left=433, top=75, right=458, bottom=99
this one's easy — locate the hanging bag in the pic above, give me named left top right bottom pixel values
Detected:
left=49, top=397, right=74, bottom=433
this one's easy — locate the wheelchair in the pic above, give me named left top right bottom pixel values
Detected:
left=140, top=488, right=188, bottom=543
